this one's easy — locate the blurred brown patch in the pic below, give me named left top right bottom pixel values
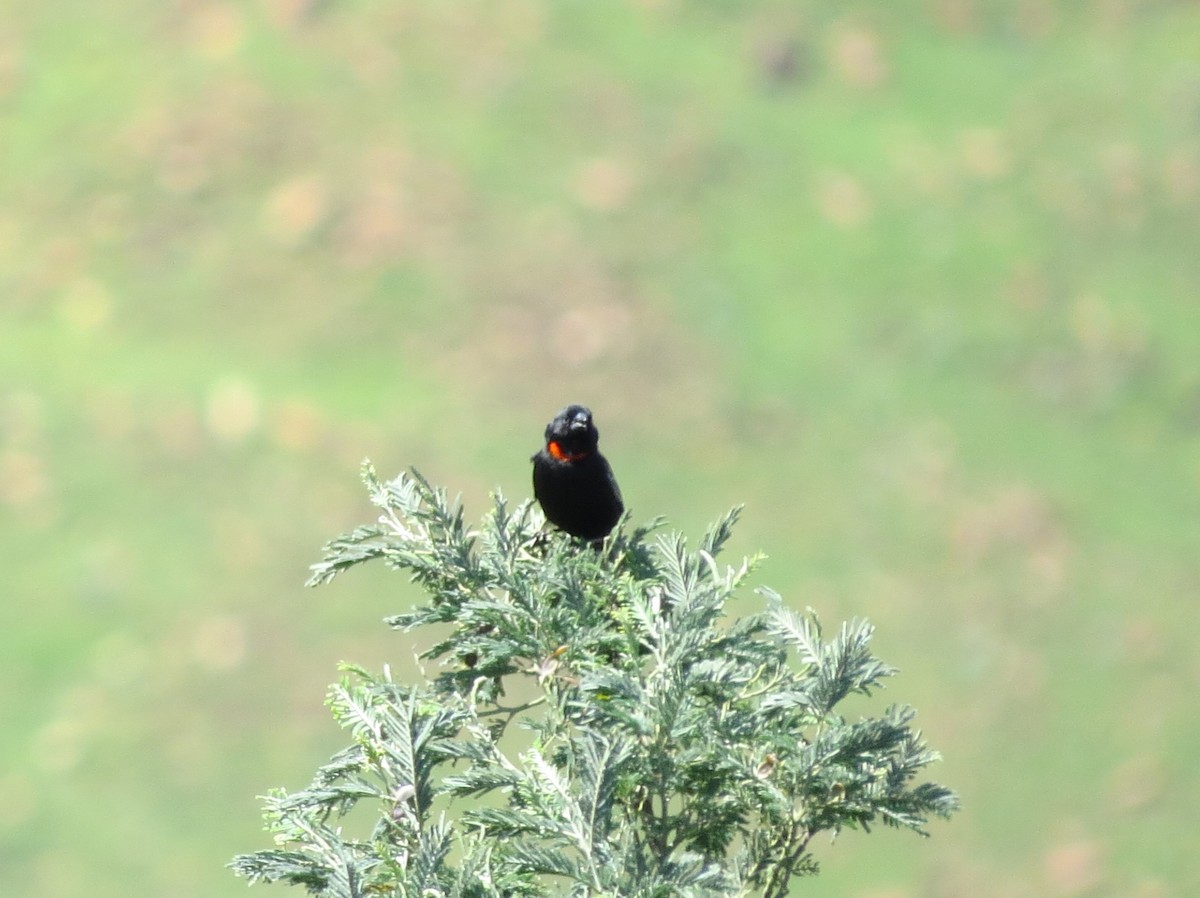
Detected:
left=86, top=192, right=134, bottom=243
left=192, top=613, right=248, bottom=672
left=344, top=27, right=402, bottom=87
left=998, top=640, right=1048, bottom=701
left=1119, top=614, right=1163, bottom=666
left=1130, top=674, right=1175, bottom=737
left=261, top=174, right=330, bottom=247
left=260, top=0, right=320, bottom=29
left=157, top=136, right=211, bottom=196
left=273, top=399, right=325, bottom=453
left=162, top=707, right=219, bottom=787
left=1014, top=0, right=1058, bottom=40
left=188, top=3, right=247, bottom=61
left=1000, top=261, right=1050, bottom=313
left=1107, top=753, right=1166, bottom=814
left=931, top=0, right=978, bottom=35
left=82, top=388, right=135, bottom=447
left=1100, top=143, right=1144, bottom=200
left=959, top=128, right=1011, bottom=181
left=332, top=142, right=418, bottom=267
left=335, top=181, right=413, bottom=268
left=753, top=34, right=810, bottom=89
left=1078, top=294, right=1148, bottom=359
left=22, top=237, right=83, bottom=306
left=1042, top=832, right=1106, bottom=896
left=205, top=376, right=261, bottom=443
left=0, top=40, right=26, bottom=101
left=549, top=303, right=634, bottom=369
left=1131, top=881, right=1170, bottom=898
left=0, top=773, right=36, bottom=834
left=951, top=484, right=1057, bottom=560
left=632, top=0, right=680, bottom=13
left=923, top=854, right=1025, bottom=898
left=880, top=419, right=961, bottom=507
left=573, top=157, right=636, bottom=212
left=1099, top=141, right=1152, bottom=231
left=395, top=157, right=471, bottom=262
left=1031, top=160, right=1093, bottom=225
left=152, top=402, right=204, bottom=458
left=136, top=78, right=271, bottom=198
left=829, top=24, right=888, bottom=89
left=816, top=171, right=873, bottom=229
left=1098, top=0, right=1136, bottom=30
left=212, top=510, right=266, bottom=573
left=950, top=484, right=1072, bottom=603
left=1099, top=143, right=1146, bottom=230
left=0, top=450, right=47, bottom=508
left=1022, top=293, right=1150, bottom=409
left=889, top=135, right=958, bottom=201
left=1026, top=544, right=1069, bottom=599
left=0, top=213, right=17, bottom=273
left=1162, top=146, right=1200, bottom=203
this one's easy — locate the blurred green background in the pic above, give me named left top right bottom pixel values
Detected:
left=3, top=1, right=1199, bottom=896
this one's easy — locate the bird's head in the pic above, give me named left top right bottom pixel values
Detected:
left=544, top=405, right=599, bottom=461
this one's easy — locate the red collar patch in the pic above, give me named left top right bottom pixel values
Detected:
left=548, top=441, right=588, bottom=462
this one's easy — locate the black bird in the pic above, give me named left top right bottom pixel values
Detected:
left=532, top=405, right=624, bottom=541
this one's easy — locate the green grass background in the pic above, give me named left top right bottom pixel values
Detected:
left=3, top=2, right=1199, bottom=896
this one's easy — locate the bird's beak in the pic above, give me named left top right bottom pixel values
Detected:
left=569, top=412, right=591, bottom=431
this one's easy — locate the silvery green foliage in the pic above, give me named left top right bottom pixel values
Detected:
left=232, top=465, right=957, bottom=898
